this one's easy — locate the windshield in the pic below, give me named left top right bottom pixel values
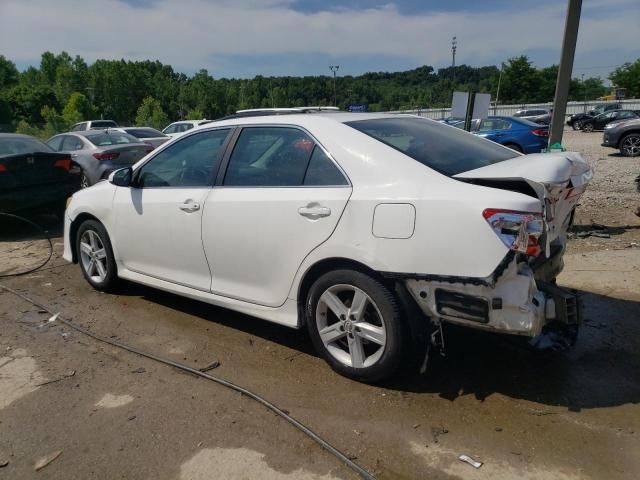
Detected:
left=86, top=133, right=139, bottom=146
left=345, top=117, right=518, bottom=176
left=0, top=136, right=54, bottom=156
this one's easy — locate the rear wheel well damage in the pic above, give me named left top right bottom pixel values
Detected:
left=296, top=257, right=432, bottom=369
left=69, top=213, right=101, bottom=263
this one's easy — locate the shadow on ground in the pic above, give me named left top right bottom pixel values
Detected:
left=116, top=281, right=640, bottom=411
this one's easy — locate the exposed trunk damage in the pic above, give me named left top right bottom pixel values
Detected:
left=405, top=152, right=592, bottom=341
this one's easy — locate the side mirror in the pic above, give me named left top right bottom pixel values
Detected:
left=109, top=167, right=133, bottom=187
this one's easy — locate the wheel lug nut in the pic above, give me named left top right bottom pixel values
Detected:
left=340, top=314, right=346, bottom=320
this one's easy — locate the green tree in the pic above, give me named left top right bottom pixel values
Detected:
left=0, top=55, right=19, bottom=88
left=500, top=56, right=539, bottom=104
left=186, top=107, right=204, bottom=119
left=41, top=105, right=67, bottom=138
left=15, top=119, right=41, bottom=137
left=62, top=92, right=92, bottom=125
left=135, top=96, right=169, bottom=129
left=610, top=59, right=640, bottom=98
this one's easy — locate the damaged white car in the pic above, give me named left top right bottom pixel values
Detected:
left=63, top=113, right=592, bottom=382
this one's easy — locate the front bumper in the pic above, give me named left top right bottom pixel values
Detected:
left=404, top=252, right=580, bottom=337
left=601, top=132, right=618, bottom=148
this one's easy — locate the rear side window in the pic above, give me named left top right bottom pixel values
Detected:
left=223, top=127, right=347, bottom=187
left=346, top=117, right=517, bottom=176
left=62, top=136, right=84, bottom=151
left=304, top=147, right=348, bottom=186
left=86, top=133, right=137, bottom=146
left=46, top=136, right=64, bottom=151
left=479, top=119, right=511, bottom=131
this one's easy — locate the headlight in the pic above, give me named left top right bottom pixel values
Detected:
left=605, top=122, right=620, bottom=130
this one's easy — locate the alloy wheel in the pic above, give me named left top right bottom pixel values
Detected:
left=80, top=173, right=90, bottom=189
left=79, top=229, right=108, bottom=283
left=315, top=284, right=387, bottom=368
left=583, top=123, right=594, bottom=132
left=621, top=135, right=640, bottom=157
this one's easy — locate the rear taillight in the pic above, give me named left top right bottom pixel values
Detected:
left=483, top=208, right=544, bottom=257
left=93, top=152, right=120, bottom=161
left=54, top=158, right=72, bottom=171
left=531, top=128, right=549, bottom=137
left=0, top=164, right=6, bottom=172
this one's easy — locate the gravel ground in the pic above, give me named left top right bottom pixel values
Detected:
left=562, top=127, right=640, bottom=253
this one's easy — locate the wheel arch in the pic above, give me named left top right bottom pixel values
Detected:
left=296, top=257, right=388, bottom=327
left=618, top=129, right=640, bottom=149
left=69, top=212, right=104, bottom=263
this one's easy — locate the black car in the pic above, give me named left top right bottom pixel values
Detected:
left=0, top=134, right=81, bottom=217
left=580, top=110, right=640, bottom=132
left=567, top=103, right=621, bottom=129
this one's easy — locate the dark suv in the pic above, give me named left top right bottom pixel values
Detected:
left=602, top=118, right=640, bottom=157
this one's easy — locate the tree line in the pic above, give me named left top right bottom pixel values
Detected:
left=0, top=51, right=637, bottom=138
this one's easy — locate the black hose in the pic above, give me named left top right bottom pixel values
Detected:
left=0, top=212, right=53, bottom=278
left=0, top=283, right=376, bottom=480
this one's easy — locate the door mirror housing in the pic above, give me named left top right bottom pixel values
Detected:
left=109, top=167, right=133, bottom=187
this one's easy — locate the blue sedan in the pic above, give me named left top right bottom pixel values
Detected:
left=453, top=116, right=549, bottom=153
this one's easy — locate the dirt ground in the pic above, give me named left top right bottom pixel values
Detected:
left=0, top=128, right=639, bottom=480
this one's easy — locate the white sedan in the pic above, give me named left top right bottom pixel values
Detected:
left=63, top=113, right=592, bottom=382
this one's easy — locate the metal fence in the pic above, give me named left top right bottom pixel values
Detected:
left=388, top=98, right=640, bottom=120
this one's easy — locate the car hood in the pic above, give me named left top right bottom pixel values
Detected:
left=455, top=152, right=593, bottom=254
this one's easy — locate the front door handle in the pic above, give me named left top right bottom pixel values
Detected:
left=179, top=200, right=200, bottom=213
left=298, top=204, right=331, bottom=219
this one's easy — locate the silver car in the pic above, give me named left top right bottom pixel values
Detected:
left=112, top=127, right=170, bottom=149
left=47, top=131, right=152, bottom=188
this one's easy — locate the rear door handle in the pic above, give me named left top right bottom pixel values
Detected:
left=298, top=205, right=331, bottom=219
left=179, top=200, right=200, bottom=213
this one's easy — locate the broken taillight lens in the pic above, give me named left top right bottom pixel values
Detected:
left=483, top=208, right=544, bottom=256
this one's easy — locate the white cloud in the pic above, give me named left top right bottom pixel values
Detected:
left=0, top=0, right=637, bottom=75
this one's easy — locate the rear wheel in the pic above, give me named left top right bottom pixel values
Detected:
left=76, top=219, right=119, bottom=291
left=582, top=123, right=594, bottom=133
left=572, top=121, right=581, bottom=130
left=80, top=172, right=91, bottom=189
left=620, top=133, right=640, bottom=157
left=306, top=269, right=406, bottom=383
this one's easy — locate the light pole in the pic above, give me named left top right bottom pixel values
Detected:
left=329, top=65, right=340, bottom=106
left=494, top=62, right=504, bottom=115
left=451, top=36, right=457, bottom=84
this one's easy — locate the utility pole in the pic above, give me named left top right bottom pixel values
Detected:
left=451, top=36, right=457, bottom=84
left=451, top=36, right=457, bottom=67
left=329, top=65, right=340, bottom=106
left=494, top=62, right=504, bottom=115
left=549, top=0, right=582, bottom=146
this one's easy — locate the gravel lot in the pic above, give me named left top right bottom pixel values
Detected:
left=0, top=128, right=639, bottom=480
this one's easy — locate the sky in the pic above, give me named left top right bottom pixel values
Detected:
left=0, top=0, right=638, bottom=79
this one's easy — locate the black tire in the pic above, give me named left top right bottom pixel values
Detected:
left=80, top=172, right=91, bottom=189
left=620, top=133, right=640, bottom=157
left=504, top=143, right=522, bottom=153
left=305, top=269, right=406, bottom=383
left=76, top=219, right=119, bottom=292
left=582, top=123, right=594, bottom=133
left=571, top=121, right=581, bottom=130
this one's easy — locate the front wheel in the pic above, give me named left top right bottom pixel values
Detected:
left=582, top=123, right=594, bottom=133
left=572, top=121, right=581, bottom=130
left=620, top=133, right=640, bottom=157
left=76, top=219, right=119, bottom=291
left=306, top=269, right=406, bottom=383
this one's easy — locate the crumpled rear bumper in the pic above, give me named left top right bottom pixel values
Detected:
left=404, top=252, right=580, bottom=337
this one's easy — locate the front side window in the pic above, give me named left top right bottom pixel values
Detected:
left=346, top=117, right=518, bottom=177
left=71, top=123, right=87, bottom=131
left=135, top=129, right=230, bottom=188
left=223, top=127, right=344, bottom=187
left=163, top=124, right=177, bottom=134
